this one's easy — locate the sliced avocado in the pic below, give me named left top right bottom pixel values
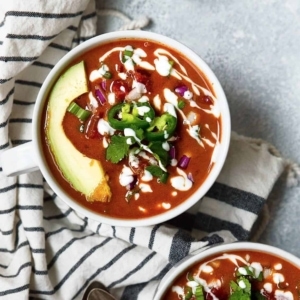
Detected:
left=46, top=61, right=111, bottom=202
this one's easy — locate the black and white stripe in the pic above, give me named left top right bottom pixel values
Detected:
left=0, top=1, right=284, bottom=299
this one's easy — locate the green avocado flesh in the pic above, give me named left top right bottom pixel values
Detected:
left=46, top=61, right=111, bottom=202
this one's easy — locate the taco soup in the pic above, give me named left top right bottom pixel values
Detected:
left=42, top=38, right=223, bottom=220
left=162, top=249, right=300, bottom=299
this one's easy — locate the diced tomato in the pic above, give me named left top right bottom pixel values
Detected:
left=134, top=69, right=152, bottom=92
left=111, top=80, right=129, bottom=101
left=85, top=109, right=102, bottom=139
left=116, top=64, right=125, bottom=73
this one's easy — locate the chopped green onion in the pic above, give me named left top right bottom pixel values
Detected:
left=67, top=102, right=91, bottom=121
left=195, top=286, right=204, bottom=300
left=184, top=287, right=193, bottom=300
left=178, top=99, right=186, bottom=109
left=168, top=60, right=174, bottom=75
left=103, top=71, right=112, bottom=79
left=187, top=272, right=194, bottom=281
left=124, top=49, right=133, bottom=57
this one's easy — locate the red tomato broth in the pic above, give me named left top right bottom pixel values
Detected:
left=42, top=38, right=221, bottom=219
left=162, top=250, right=300, bottom=300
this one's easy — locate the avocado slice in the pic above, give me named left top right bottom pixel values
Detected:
left=46, top=61, right=111, bottom=202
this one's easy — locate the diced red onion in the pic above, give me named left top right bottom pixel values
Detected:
left=126, top=175, right=138, bottom=191
left=187, top=172, right=194, bottom=183
left=178, top=155, right=191, bottom=169
left=169, top=146, right=176, bottom=159
left=175, top=85, right=188, bottom=97
left=95, top=85, right=107, bottom=105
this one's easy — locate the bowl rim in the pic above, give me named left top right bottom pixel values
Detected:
left=153, top=241, right=300, bottom=299
left=33, top=30, right=231, bottom=227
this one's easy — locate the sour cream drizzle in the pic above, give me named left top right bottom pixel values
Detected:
left=170, top=168, right=193, bottom=191
left=154, top=48, right=188, bottom=74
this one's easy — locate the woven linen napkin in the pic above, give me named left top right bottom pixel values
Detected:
left=0, top=1, right=286, bottom=299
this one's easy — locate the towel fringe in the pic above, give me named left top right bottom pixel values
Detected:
left=96, top=9, right=150, bottom=31
left=251, top=204, right=270, bottom=242
left=285, top=159, right=300, bottom=187
left=232, top=131, right=300, bottom=187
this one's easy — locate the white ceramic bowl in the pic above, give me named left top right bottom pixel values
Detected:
left=154, top=241, right=300, bottom=299
left=32, top=31, right=231, bottom=227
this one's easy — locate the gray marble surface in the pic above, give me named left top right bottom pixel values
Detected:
left=96, top=0, right=300, bottom=257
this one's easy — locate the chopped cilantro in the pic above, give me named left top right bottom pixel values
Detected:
left=149, top=141, right=169, bottom=167
left=106, top=135, right=130, bottom=163
left=229, top=289, right=251, bottom=300
left=146, top=165, right=169, bottom=183
left=237, top=265, right=264, bottom=281
left=237, top=266, right=254, bottom=277
left=229, top=277, right=251, bottom=300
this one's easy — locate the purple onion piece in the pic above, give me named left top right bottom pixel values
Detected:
left=178, top=155, right=191, bottom=169
left=126, top=175, right=138, bottom=191
left=187, top=172, right=194, bottom=183
left=95, top=85, right=107, bottom=105
left=169, top=146, right=176, bottom=159
left=175, top=85, right=188, bottom=97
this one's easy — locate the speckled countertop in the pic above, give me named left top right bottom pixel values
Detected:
left=96, top=0, right=300, bottom=257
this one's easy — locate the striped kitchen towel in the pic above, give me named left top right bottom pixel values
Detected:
left=0, top=1, right=286, bottom=299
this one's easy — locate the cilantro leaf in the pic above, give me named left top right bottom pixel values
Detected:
left=229, top=277, right=251, bottom=300
left=146, top=165, right=169, bottom=183
left=229, top=289, right=251, bottom=300
left=106, top=135, right=130, bottom=163
left=149, top=141, right=169, bottom=167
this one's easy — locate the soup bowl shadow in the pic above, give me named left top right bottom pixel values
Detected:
left=153, top=241, right=300, bottom=299
left=33, top=30, right=231, bottom=227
